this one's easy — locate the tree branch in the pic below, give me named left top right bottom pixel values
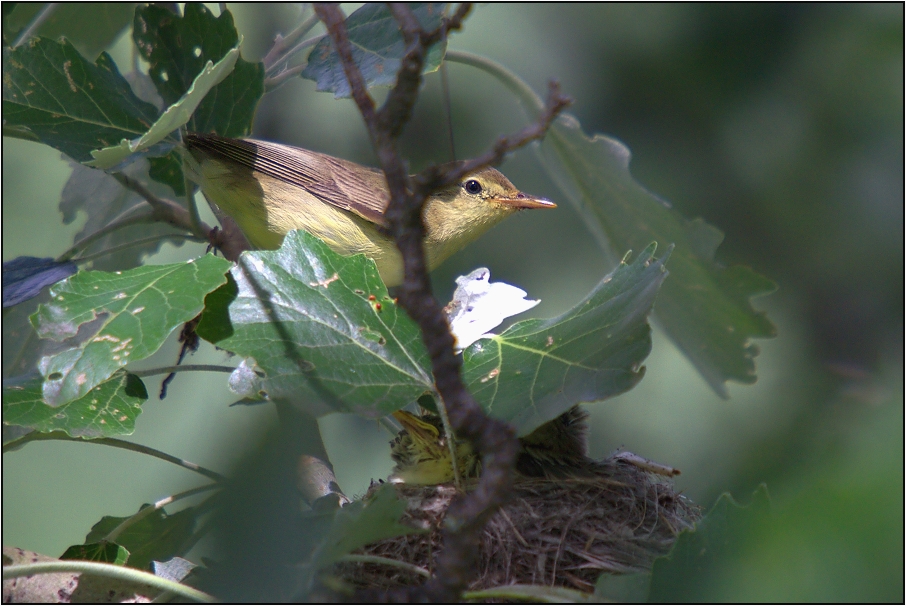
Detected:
left=314, top=3, right=571, bottom=601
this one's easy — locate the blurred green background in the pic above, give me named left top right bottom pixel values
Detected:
left=3, top=4, right=902, bottom=601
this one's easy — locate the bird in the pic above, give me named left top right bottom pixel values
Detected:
left=182, top=133, right=556, bottom=287
left=388, top=410, right=480, bottom=485
left=388, top=406, right=591, bottom=485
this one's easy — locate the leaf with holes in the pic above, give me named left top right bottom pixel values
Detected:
left=463, top=243, right=670, bottom=436
left=196, top=230, right=432, bottom=418
left=2, top=37, right=160, bottom=162
left=133, top=3, right=263, bottom=137
left=302, top=3, right=448, bottom=98
left=86, top=45, right=241, bottom=169
left=30, top=254, right=231, bottom=406
left=3, top=371, right=148, bottom=439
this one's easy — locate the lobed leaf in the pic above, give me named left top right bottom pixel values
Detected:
left=2, top=37, right=159, bottom=162
left=85, top=45, right=241, bottom=169
left=59, top=159, right=186, bottom=272
left=463, top=244, right=669, bottom=436
left=133, top=3, right=263, bottom=137
left=85, top=505, right=200, bottom=571
left=30, top=254, right=231, bottom=406
left=538, top=114, right=777, bottom=397
left=648, top=485, right=772, bottom=602
left=2, top=371, right=148, bottom=439
left=302, top=3, right=448, bottom=98
left=196, top=230, right=432, bottom=418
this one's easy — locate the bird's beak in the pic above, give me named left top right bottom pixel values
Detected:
left=494, top=193, right=557, bottom=210
left=392, top=410, right=440, bottom=443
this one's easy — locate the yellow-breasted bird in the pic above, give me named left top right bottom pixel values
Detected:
left=388, top=406, right=591, bottom=485
left=388, top=410, right=480, bottom=485
left=182, top=133, right=556, bottom=287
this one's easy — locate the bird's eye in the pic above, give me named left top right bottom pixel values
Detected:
left=463, top=179, right=482, bottom=195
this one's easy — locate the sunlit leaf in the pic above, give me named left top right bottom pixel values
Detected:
left=2, top=37, right=160, bottom=162
left=2, top=371, right=148, bottom=439
left=196, top=230, right=433, bottom=418
left=85, top=45, right=241, bottom=169
left=133, top=3, right=263, bottom=137
left=302, top=3, right=448, bottom=98
left=463, top=244, right=669, bottom=436
left=30, top=254, right=231, bottom=406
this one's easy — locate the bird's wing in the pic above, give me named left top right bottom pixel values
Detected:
left=185, top=133, right=390, bottom=226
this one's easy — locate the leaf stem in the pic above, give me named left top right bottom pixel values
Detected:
left=57, top=210, right=158, bottom=262
left=129, top=364, right=236, bottom=378
left=1, top=561, right=215, bottom=603
left=263, top=11, right=321, bottom=70
left=2, top=433, right=226, bottom=482
left=444, top=50, right=545, bottom=116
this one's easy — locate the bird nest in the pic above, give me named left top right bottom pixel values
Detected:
left=335, top=453, right=700, bottom=593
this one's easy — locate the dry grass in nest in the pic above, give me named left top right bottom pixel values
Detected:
left=336, top=453, right=700, bottom=594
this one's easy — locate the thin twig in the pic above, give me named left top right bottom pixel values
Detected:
left=2, top=562, right=215, bottom=603
left=263, top=11, right=321, bottom=70
left=57, top=210, right=158, bottom=262
left=314, top=3, right=571, bottom=601
left=12, top=3, right=58, bottom=47
left=2, top=433, right=226, bottom=482
left=129, top=364, right=236, bottom=378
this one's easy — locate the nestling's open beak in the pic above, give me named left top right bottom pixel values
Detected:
left=494, top=193, right=557, bottom=210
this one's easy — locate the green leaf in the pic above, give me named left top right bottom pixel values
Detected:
left=4, top=3, right=136, bottom=59
left=466, top=584, right=600, bottom=603
left=2, top=371, right=148, bottom=439
left=2, top=37, right=160, bottom=162
left=538, top=115, right=777, bottom=397
left=60, top=541, right=129, bottom=565
left=85, top=45, right=241, bottom=169
left=302, top=3, right=448, bottom=98
left=196, top=230, right=432, bottom=417
left=60, top=159, right=185, bottom=272
left=30, top=254, right=231, bottom=406
left=133, top=3, right=263, bottom=137
left=85, top=505, right=199, bottom=571
left=463, top=244, right=669, bottom=436
left=594, top=571, right=651, bottom=603
left=298, top=484, right=418, bottom=593
left=648, top=485, right=772, bottom=602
